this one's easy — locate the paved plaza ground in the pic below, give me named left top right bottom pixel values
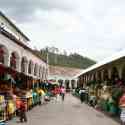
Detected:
left=8, top=94, right=120, bottom=125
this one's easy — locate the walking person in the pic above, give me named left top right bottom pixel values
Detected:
left=61, top=86, right=66, bottom=101
left=79, top=88, right=86, bottom=103
left=19, top=98, right=27, bottom=123
left=119, top=92, right=125, bottom=125
left=54, top=86, right=60, bottom=102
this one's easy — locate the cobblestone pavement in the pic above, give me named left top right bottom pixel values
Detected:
left=8, top=94, right=120, bottom=125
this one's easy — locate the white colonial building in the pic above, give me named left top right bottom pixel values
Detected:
left=0, top=11, right=48, bottom=81
left=76, top=49, right=125, bottom=87
left=48, top=65, right=82, bottom=89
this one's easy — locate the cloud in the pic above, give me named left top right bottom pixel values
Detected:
left=1, top=0, right=125, bottom=61
left=0, top=0, right=78, bottom=22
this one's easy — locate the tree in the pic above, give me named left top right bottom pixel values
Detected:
left=63, top=50, right=67, bottom=56
left=35, top=46, right=96, bottom=69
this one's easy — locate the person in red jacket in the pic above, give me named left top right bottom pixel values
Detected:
left=53, top=86, right=60, bottom=101
left=19, top=98, right=27, bottom=122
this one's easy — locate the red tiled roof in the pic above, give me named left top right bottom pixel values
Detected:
left=49, top=65, right=83, bottom=77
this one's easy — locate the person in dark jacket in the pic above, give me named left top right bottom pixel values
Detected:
left=79, top=88, right=86, bottom=103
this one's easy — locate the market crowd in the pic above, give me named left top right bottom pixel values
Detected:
left=73, top=78, right=125, bottom=124
left=0, top=78, right=66, bottom=123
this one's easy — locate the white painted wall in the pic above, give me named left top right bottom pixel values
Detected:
left=0, top=33, right=48, bottom=80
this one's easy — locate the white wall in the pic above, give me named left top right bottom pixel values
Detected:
left=0, top=33, right=48, bottom=80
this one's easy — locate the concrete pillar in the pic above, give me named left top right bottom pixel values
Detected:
left=116, top=64, right=124, bottom=79
left=25, top=61, right=28, bottom=75
left=85, top=76, right=87, bottom=84
left=32, top=64, right=35, bottom=76
left=7, top=54, right=11, bottom=67
left=118, top=68, right=122, bottom=79
left=108, top=68, right=112, bottom=79
left=95, top=72, right=98, bottom=81
left=90, top=74, right=92, bottom=81
left=86, top=75, right=88, bottom=83
left=82, top=76, right=84, bottom=85
left=62, top=80, right=65, bottom=87
left=74, top=80, right=77, bottom=88
left=82, top=76, right=84, bottom=84
left=37, top=66, right=39, bottom=77
left=85, top=76, right=87, bottom=83
left=17, top=58, right=21, bottom=72
left=91, top=74, right=93, bottom=81
left=101, top=70, right=104, bottom=81
left=5, top=53, right=9, bottom=67
left=87, top=75, right=90, bottom=82
left=89, top=74, right=92, bottom=81
left=69, top=80, right=72, bottom=89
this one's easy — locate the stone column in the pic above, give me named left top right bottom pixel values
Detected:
left=69, top=80, right=72, bottom=89
left=101, top=70, right=104, bottom=81
left=84, top=76, right=86, bottom=84
left=74, top=79, right=78, bottom=88
left=118, top=68, right=122, bottom=79
left=95, top=72, right=98, bottom=81
left=25, top=61, right=28, bottom=75
left=108, top=68, right=112, bottom=79
left=117, top=64, right=124, bottom=79
left=86, top=75, right=88, bottom=83
left=32, top=64, right=35, bottom=76
left=91, top=74, right=94, bottom=81
left=63, top=80, right=66, bottom=88
left=17, top=58, right=21, bottom=72
left=6, top=54, right=10, bottom=67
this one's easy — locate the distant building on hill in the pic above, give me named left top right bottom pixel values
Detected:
left=48, top=65, right=83, bottom=89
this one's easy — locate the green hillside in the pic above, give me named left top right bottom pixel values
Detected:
left=34, top=47, right=96, bottom=69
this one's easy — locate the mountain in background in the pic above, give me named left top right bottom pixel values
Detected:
left=34, top=46, right=96, bottom=69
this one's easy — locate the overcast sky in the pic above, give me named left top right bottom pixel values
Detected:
left=1, top=0, right=125, bottom=61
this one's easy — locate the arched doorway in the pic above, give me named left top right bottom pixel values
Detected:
left=93, top=73, right=96, bottom=81
left=97, top=71, right=101, bottom=82
left=0, top=45, right=9, bottom=66
left=10, top=51, right=19, bottom=70
left=71, top=80, right=75, bottom=89
left=58, top=79, right=63, bottom=86
left=28, top=60, right=33, bottom=74
left=65, top=80, right=70, bottom=89
left=111, top=67, right=119, bottom=84
left=21, top=57, right=28, bottom=73
left=34, top=64, right=38, bottom=76
left=111, top=67, right=119, bottom=80
left=103, top=69, right=109, bottom=81
left=39, top=66, right=42, bottom=78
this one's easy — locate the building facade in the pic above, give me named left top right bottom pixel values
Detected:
left=0, top=11, right=48, bottom=81
left=76, top=50, right=125, bottom=87
left=48, top=65, right=83, bottom=89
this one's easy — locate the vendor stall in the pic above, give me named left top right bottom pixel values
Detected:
left=0, top=95, right=6, bottom=122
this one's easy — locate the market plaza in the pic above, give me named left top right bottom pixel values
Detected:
left=0, top=11, right=125, bottom=125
